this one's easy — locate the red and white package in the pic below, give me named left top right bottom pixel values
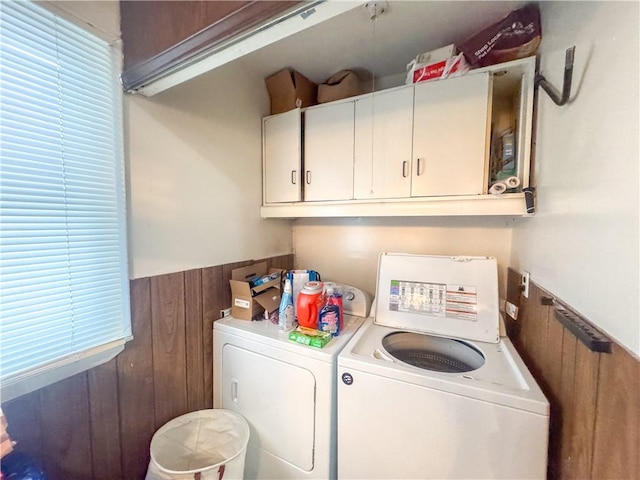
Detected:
left=405, top=44, right=469, bottom=85
left=408, top=52, right=470, bottom=84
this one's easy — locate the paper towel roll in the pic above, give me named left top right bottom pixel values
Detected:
left=504, top=176, right=521, bottom=189
left=489, top=182, right=507, bottom=195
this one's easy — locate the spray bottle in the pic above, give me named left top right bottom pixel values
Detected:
left=278, top=275, right=295, bottom=331
left=318, top=285, right=341, bottom=337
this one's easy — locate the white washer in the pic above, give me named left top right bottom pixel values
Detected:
left=213, top=284, right=370, bottom=480
left=337, top=254, right=550, bottom=479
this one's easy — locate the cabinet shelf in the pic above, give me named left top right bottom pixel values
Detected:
left=260, top=193, right=530, bottom=218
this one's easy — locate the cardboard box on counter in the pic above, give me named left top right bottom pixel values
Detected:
left=229, top=262, right=284, bottom=320
left=265, top=68, right=317, bottom=115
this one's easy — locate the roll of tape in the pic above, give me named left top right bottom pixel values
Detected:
left=489, top=182, right=507, bottom=195
left=504, top=176, right=521, bottom=189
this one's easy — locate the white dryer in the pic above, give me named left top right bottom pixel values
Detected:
left=214, top=284, right=370, bottom=480
left=337, top=253, right=549, bottom=479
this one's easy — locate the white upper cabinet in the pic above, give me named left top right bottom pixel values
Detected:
left=263, top=108, right=301, bottom=203
left=354, top=87, right=415, bottom=200
left=411, top=73, right=492, bottom=197
left=304, top=101, right=355, bottom=202
left=261, top=57, right=536, bottom=218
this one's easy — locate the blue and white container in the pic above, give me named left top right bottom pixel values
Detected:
left=278, top=277, right=295, bottom=331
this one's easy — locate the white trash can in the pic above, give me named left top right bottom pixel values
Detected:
left=145, top=409, right=250, bottom=480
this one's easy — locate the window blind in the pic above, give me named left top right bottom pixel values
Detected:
left=0, top=0, right=130, bottom=401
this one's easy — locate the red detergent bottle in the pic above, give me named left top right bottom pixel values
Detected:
left=296, top=281, right=323, bottom=329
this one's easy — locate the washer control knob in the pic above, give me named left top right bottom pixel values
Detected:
left=345, top=291, right=355, bottom=301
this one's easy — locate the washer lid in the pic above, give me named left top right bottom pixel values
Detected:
left=374, top=253, right=500, bottom=343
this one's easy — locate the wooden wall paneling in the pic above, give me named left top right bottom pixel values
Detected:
left=519, top=283, right=566, bottom=480
left=2, top=390, right=43, bottom=468
left=557, top=331, right=577, bottom=479
left=542, top=314, right=565, bottom=396
left=151, top=272, right=188, bottom=429
left=117, top=277, right=156, bottom=480
left=591, top=344, right=640, bottom=479
left=542, top=315, right=565, bottom=480
left=120, top=1, right=301, bottom=90
left=566, top=341, right=600, bottom=479
left=185, top=269, right=205, bottom=411
left=515, top=281, right=536, bottom=367
left=0, top=255, right=299, bottom=480
left=533, top=291, right=554, bottom=385
left=262, top=253, right=294, bottom=272
left=38, top=373, right=93, bottom=480
left=501, top=270, right=640, bottom=480
left=279, top=253, right=295, bottom=271
left=202, top=265, right=224, bottom=408
left=121, top=1, right=253, bottom=68
left=523, top=286, right=551, bottom=379
left=88, top=358, right=122, bottom=480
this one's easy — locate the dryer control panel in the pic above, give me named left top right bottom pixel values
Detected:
left=334, top=284, right=371, bottom=318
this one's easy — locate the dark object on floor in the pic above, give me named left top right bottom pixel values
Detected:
left=0, top=451, right=47, bottom=480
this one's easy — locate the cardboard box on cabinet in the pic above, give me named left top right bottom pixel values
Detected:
left=317, top=69, right=373, bottom=104
left=229, top=262, right=283, bottom=320
left=265, top=68, right=317, bottom=115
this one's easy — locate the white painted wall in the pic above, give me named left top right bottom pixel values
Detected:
left=293, top=217, right=514, bottom=298
left=44, top=0, right=293, bottom=279
left=510, top=2, right=639, bottom=356
left=126, top=63, right=293, bottom=279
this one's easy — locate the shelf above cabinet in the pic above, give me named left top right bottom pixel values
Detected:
left=260, top=193, right=531, bottom=218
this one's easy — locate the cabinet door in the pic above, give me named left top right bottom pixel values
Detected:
left=304, top=102, right=355, bottom=201
left=354, top=87, right=414, bottom=199
left=412, top=73, right=492, bottom=197
left=263, top=109, right=302, bottom=203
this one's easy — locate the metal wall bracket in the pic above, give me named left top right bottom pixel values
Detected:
left=541, top=296, right=612, bottom=353
left=535, top=46, right=576, bottom=106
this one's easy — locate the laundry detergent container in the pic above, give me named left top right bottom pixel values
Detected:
left=146, top=409, right=250, bottom=480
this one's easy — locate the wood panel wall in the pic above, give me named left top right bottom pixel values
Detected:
left=119, top=1, right=301, bottom=90
left=2, top=254, right=293, bottom=480
left=505, top=268, right=640, bottom=480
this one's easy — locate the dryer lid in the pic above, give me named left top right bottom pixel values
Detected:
left=374, top=253, right=500, bottom=343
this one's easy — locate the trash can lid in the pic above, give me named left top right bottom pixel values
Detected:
left=150, top=409, right=250, bottom=474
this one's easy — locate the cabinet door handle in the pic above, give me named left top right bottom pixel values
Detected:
left=306, top=171, right=311, bottom=184
left=416, top=158, right=423, bottom=176
left=291, top=170, right=297, bottom=185
left=402, top=161, right=408, bottom=178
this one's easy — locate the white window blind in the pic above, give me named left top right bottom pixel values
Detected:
left=0, top=0, right=130, bottom=401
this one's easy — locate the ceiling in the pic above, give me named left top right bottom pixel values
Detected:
left=238, top=0, right=529, bottom=85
